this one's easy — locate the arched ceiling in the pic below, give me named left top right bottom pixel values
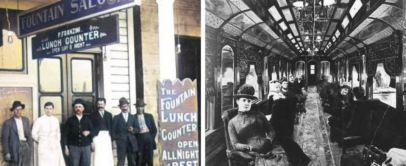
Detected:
left=206, top=0, right=404, bottom=61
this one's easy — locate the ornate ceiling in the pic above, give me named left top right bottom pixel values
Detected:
left=205, top=0, right=405, bottom=60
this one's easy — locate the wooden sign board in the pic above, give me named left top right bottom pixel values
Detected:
left=157, top=79, right=199, bottom=166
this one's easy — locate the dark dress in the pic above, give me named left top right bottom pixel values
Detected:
left=228, top=111, right=285, bottom=165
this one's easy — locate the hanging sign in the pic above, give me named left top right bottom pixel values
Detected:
left=17, top=0, right=140, bottom=38
left=158, top=79, right=199, bottom=166
left=31, top=15, right=119, bottom=59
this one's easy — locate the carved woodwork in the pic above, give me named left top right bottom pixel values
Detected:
left=366, top=30, right=403, bottom=77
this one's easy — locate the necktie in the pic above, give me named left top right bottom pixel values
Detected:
left=100, top=111, right=104, bottom=118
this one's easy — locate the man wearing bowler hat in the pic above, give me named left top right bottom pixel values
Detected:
left=64, top=98, right=94, bottom=166
left=134, top=98, right=157, bottom=166
left=112, top=97, right=140, bottom=166
left=1, top=101, right=32, bottom=166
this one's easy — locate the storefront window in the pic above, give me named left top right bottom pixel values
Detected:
left=72, top=59, right=93, bottom=93
left=39, top=58, right=62, bottom=92
left=373, top=63, right=396, bottom=108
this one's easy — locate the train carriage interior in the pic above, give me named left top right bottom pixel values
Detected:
left=205, top=0, right=406, bottom=165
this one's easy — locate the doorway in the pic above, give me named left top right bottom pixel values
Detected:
left=307, top=61, right=318, bottom=85
left=37, top=53, right=98, bottom=123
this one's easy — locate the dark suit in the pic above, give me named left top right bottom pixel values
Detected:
left=136, top=113, right=157, bottom=166
left=1, top=117, right=32, bottom=166
left=90, top=110, right=113, bottom=137
left=112, top=113, right=140, bottom=166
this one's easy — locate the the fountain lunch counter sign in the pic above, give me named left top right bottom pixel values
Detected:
left=31, top=15, right=119, bottom=59
left=158, top=79, right=199, bottom=166
left=17, top=0, right=140, bottom=37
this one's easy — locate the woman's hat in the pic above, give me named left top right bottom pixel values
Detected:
left=340, top=85, right=351, bottom=90
left=118, top=97, right=130, bottom=106
left=134, top=98, right=147, bottom=107
left=233, top=84, right=257, bottom=100
left=72, top=98, right=86, bottom=108
left=10, top=101, right=25, bottom=111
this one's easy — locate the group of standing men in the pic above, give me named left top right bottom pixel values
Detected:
left=2, top=97, right=157, bottom=166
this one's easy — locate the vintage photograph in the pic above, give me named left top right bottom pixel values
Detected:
left=0, top=0, right=201, bottom=166
left=205, top=0, right=406, bottom=165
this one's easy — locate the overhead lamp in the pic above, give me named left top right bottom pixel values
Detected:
left=307, top=48, right=311, bottom=52
left=314, top=48, right=319, bottom=52
left=316, top=36, right=322, bottom=42
left=304, top=36, right=310, bottom=42
left=293, top=1, right=308, bottom=8
left=323, top=0, right=336, bottom=6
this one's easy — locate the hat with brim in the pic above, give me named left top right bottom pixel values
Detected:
left=72, top=98, right=87, bottom=108
left=134, top=98, right=147, bottom=107
left=10, top=101, right=25, bottom=111
left=233, top=84, right=258, bottom=100
left=118, top=97, right=130, bottom=106
left=280, top=77, right=288, bottom=84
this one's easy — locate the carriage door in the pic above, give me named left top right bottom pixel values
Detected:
left=307, top=61, right=318, bottom=85
left=38, top=53, right=97, bottom=123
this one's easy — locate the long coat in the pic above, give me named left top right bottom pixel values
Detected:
left=1, top=117, right=32, bottom=163
left=112, top=113, right=140, bottom=152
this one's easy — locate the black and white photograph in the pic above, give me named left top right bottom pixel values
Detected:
left=205, top=0, right=406, bottom=165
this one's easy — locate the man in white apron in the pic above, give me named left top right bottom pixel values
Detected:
left=32, top=102, right=65, bottom=166
left=90, top=98, right=114, bottom=166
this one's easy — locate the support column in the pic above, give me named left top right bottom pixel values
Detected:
left=156, top=0, right=176, bottom=81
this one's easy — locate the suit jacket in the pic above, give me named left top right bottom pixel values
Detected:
left=112, top=113, right=140, bottom=152
left=64, top=115, right=94, bottom=147
left=90, top=110, right=113, bottom=137
left=1, top=117, right=32, bottom=162
left=138, top=113, right=158, bottom=149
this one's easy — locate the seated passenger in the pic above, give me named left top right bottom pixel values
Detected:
left=328, top=85, right=351, bottom=127
left=294, top=75, right=305, bottom=91
left=228, top=84, right=278, bottom=165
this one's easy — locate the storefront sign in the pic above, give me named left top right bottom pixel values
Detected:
left=31, top=15, right=119, bottom=59
left=158, top=79, right=199, bottom=166
left=17, top=0, right=140, bottom=37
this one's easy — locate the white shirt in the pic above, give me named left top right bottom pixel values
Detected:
left=31, top=115, right=61, bottom=148
left=122, top=112, right=128, bottom=122
left=14, top=118, right=26, bottom=141
left=76, top=115, right=83, bottom=121
left=99, top=110, right=105, bottom=118
left=137, top=115, right=150, bottom=133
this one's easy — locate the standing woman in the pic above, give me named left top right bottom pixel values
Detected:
left=32, top=102, right=65, bottom=166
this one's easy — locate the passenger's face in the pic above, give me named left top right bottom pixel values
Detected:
left=74, top=104, right=84, bottom=115
left=120, top=104, right=129, bottom=113
left=13, top=106, right=23, bottom=118
left=289, top=77, right=295, bottom=83
left=236, top=98, right=253, bottom=112
left=341, top=88, right=349, bottom=95
left=282, top=81, right=288, bottom=88
left=44, top=106, right=53, bottom=116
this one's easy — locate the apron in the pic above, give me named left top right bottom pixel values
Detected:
left=92, top=131, right=114, bottom=166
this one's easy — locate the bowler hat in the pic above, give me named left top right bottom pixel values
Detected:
left=118, top=97, right=130, bottom=106
left=280, top=77, right=288, bottom=83
left=340, top=85, right=351, bottom=90
left=72, top=98, right=87, bottom=108
left=134, top=98, right=147, bottom=107
left=233, top=84, right=257, bottom=100
left=10, top=101, right=25, bottom=111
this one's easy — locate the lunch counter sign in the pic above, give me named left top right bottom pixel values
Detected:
left=18, top=0, right=139, bottom=37
left=31, top=15, right=119, bottom=59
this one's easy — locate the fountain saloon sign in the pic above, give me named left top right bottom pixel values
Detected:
left=31, top=15, right=118, bottom=59
left=17, top=0, right=140, bottom=37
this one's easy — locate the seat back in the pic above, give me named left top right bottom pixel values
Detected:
left=346, top=99, right=377, bottom=137
left=222, top=108, right=239, bottom=152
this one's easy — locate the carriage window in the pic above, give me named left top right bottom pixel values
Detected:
left=321, top=61, right=330, bottom=77
left=245, top=64, right=259, bottom=99
left=352, top=66, right=359, bottom=88
left=373, top=63, right=396, bottom=108
left=296, top=61, right=305, bottom=76
left=220, top=46, right=234, bottom=112
left=271, top=66, right=278, bottom=81
left=310, top=65, right=315, bottom=74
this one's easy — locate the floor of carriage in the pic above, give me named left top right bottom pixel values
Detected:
left=299, top=86, right=363, bottom=166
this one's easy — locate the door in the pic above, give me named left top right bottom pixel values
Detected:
left=307, top=61, right=318, bottom=85
left=38, top=53, right=98, bottom=123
